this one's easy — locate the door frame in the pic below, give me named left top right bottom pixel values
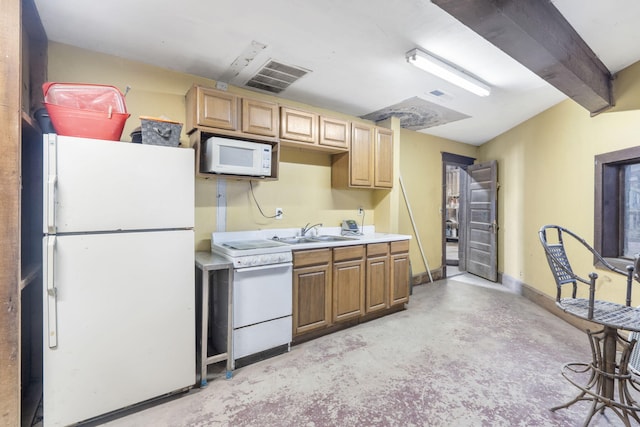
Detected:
left=441, top=152, right=475, bottom=278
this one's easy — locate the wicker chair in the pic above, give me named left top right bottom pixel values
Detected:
left=538, top=224, right=636, bottom=324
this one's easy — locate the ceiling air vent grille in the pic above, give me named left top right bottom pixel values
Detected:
left=245, top=60, right=309, bottom=94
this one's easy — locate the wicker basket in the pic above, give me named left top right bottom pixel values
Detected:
left=140, top=116, right=182, bottom=147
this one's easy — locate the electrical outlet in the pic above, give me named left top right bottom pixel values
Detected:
left=275, top=208, right=283, bottom=220
left=357, top=207, right=364, bottom=216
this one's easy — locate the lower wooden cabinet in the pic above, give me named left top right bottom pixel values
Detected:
left=390, top=240, right=410, bottom=306
left=366, top=243, right=390, bottom=314
left=293, top=249, right=332, bottom=336
left=332, top=246, right=365, bottom=323
left=292, top=239, right=410, bottom=340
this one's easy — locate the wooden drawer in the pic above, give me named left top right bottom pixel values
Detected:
left=293, top=248, right=331, bottom=268
left=333, top=245, right=365, bottom=262
left=367, top=242, right=389, bottom=257
left=390, top=240, right=409, bottom=254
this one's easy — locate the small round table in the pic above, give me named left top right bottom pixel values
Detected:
left=554, top=298, right=640, bottom=426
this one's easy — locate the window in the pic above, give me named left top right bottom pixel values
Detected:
left=595, top=146, right=640, bottom=265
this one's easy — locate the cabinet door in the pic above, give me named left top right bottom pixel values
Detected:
left=390, top=253, right=410, bottom=306
left=198, top=87, right=238, bottom=130
left=242, top=98, right=278, bottom=137
left=333, top=259, right=365, bottom=322
left=374, top=127, right=394, bottom=188
left=350, top=124, right=373, bottom=187
left=366, top=256, right=389, bottom=313
left=319, top=116, right=350, bottom=149
left=280, top=107, right=318, bottom=143
left=293, top=263, right=331, bottom=336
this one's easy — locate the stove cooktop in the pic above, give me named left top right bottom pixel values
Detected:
left=221, top=239, right=289, bottom=251
left=212, top=238, right=293, bottom=265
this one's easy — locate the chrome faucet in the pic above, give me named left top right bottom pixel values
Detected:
left=300, top=222, right=323, bottom=237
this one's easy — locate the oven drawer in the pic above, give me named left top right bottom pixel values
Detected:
left=233, top=263, right=293, bottom=328
left=234, top=316, right=292, bottom=359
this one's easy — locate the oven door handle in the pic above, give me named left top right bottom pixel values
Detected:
left=235, top=262, right=292, bottom=273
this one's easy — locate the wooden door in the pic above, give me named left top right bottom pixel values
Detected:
left=349, top=124, right=373, bottom=187
left=374, top=128, right=393, bottom=188
left=465, top=160, right=498, bottom=282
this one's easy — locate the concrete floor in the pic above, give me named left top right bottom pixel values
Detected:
left=92, top=274, right=634, bottom=426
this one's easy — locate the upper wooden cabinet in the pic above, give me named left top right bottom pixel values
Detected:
left=242, top=98, right=278, bottom=137
left=280, top=107, right=317, bottom=144
left=186, top=85, right=238, bottom=131
left=280, top=106, right=349, bottom=153
left=185, top=85, right=278, bottom=142
left=331, top=123, right=393, bottom=189
left=374, top=127, right=394, bottom=188
left=320, top=116, right=350, bottom=150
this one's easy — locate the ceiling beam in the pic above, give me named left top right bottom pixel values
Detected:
left=432, top=0, right=613, bottom=114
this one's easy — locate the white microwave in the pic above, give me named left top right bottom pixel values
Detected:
left=203, top=136, right=272, bottom=177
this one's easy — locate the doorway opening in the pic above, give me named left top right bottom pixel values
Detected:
left=445, top=164, right=460, bottom=267
left=441, top=153, right=475, bottom=278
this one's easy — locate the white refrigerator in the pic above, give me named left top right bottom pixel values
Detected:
left=42, top=134, right=195, bottom=426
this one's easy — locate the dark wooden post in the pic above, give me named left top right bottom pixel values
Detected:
left=0, top=0, right=23, bottom=424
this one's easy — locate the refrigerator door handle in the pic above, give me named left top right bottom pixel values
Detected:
left=45, top=134, right=57, bottom=233
left=46, top=175, right=57, bottom=233
left=46, top=236, right=58, bottom=348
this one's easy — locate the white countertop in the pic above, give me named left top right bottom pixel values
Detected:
left=212, top=227, right=410, bottom=252
left=283, top=232, right=411, bottom=250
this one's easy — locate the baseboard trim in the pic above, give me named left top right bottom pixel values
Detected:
left=500, top=273, right=601, bottom=333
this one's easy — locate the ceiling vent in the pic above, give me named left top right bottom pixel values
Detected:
left=245, top=60, right=310, bottom=94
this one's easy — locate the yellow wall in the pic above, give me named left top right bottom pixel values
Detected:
left=612, top=60, right=640, bottom=112
left=478, top=60, right=640, bottom=302
left=398, top=129, right=478, bottom=276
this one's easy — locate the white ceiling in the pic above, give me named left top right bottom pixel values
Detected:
left=34, top=0, right=640, bottom=145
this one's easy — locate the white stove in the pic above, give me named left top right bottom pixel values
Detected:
left=211, top=231, right=293, bottom=363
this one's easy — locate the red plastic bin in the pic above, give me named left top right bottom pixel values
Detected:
left=42, top=83, right=130, bottom=141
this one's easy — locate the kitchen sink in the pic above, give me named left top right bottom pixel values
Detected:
left=272, top=236, right=317, bottom=244
left=272, top=235, right=358, bottom=245
left=311, top=235, right=357, bottom=242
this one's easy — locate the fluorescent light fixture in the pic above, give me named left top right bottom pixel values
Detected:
left=406, top=48, right=491, bottom=97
